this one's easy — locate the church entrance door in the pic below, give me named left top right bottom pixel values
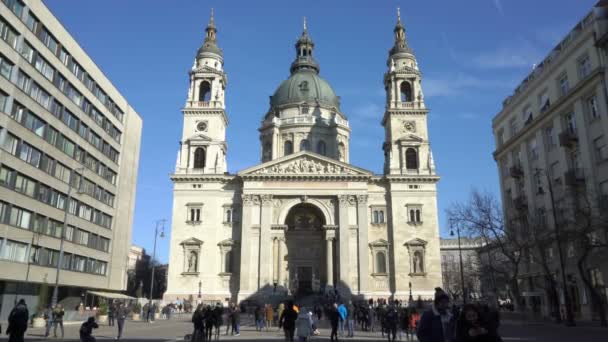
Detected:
left=284, top=203, right=328, bottom=295
left=297, top=266, right=313, bottom=294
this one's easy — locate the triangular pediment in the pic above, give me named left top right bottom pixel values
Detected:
left=186, top=133, right=213, bottom=142
left=238, top=151, right=373, bottom=177
left=404, top=238, right=427, bottom=246
left=369, top=239, right=390, bottom=247
left=180, top=237, right=204, bottom=246
left=397, top=134, right=424, bottom=143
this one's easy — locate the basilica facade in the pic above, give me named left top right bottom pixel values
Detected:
left=165, top=10, right=442, bottom=303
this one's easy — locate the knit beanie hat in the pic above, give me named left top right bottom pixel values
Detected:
left=434, top=287, right=449, bottom=304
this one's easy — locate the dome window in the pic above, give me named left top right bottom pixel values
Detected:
left=300, top=139, right=310, bottom=152
left=298, top=81, right=309, bottom=92
left=317, top=140, right=326, bottom=155
left=284, top=141, right=293, bottom=156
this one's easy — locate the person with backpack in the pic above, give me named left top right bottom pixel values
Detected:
left=7, top=299, right=29, bottom=342
left=79, top=317, right=99, bottom=342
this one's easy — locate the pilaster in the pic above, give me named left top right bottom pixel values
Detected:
left=356, top=194, right=369, bottom=294
left=238, top=194, right=255, bottom=299
left=338, top=195, right=352, bottom=291
left=259, top=194, right=273, bottom=289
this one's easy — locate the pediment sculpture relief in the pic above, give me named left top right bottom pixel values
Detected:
left=252, top=157, right=359, bottom=175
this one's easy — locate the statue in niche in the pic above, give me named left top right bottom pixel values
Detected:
left=188, top=251, right=198, bottom=272
left=413, top=251, right=424, bottom=273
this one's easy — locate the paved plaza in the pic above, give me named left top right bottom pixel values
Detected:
left=1, top=314, right=607, bottom=342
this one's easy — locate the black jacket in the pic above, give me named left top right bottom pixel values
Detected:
left=279, top=307, right=298, bottom=330
left=7, top=304, right=29, bottom=334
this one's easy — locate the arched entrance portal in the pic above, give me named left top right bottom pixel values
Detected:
left=284, top=203, right=332, bottom=295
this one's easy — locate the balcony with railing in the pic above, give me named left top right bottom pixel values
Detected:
left=269, top=115, right=350, bottom=128
left=564, top=168, right=585, bottom=187
left=186, top=101, right=223, bottom=108
left=398, top=101, right=423, bottom=109
left=559, top=130, right=578, bottom=148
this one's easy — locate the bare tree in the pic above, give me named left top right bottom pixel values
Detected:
left=447, top=189, right=526, bottom=310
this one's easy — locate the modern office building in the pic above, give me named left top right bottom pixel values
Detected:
left=0, top=0, right=142, bottom=318
left=492, top=3, right=608, bottom=320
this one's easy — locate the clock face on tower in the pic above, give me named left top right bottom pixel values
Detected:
left=197, top=121, right=208, bottom=132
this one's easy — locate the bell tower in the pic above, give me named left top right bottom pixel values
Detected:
left=177, top=9, right=228, bottom=174
left=382, top=8, right=435, bottom=176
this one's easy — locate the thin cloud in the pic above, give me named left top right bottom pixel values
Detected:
left=493, top=0, right=504, bottom=14
left=424, top=73, right=512, bottom=98
left=471, top=40, right=543, bottom=69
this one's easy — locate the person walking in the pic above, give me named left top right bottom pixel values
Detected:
left=417, top=287, right=455, bottom=342
left=79, top=317, right=99, bottom=342
left=116, top=302, right=128, bottom=340
left=398, top=307, right=410, bottom=341
left=53, top=304, right=65, bottom=338
left=254, top=305, right=263, bottom=331
left=295, top=308, right=313, bottom=342
left=108, top=302, right=115, bottom=327
left=265, top=304, right=274, bottom=331
left=328, top=303, right=340, bottom=342
left=279, top=300, right=298, bottom=342
left=230, top=306, right=240, bottom=336
left=277, top=302, right=285, bottom=330
left=384, top=305, right=398, bottom=342
left=455, top=304, right=501, bottom=342
left=337, top=303, right=347, bottom=337
left=7, top=299, right=29, bottom=342
left=43, top=305, right=54, bottom=338
left=191, top=304, right=205, bottom=342
left=205, top=306, right=215, bottom=341
left=409, top=309, right=420, bottom=341
left=213, top=303, right=223, bottom=341
left=346, top=301, right=355, bottom=337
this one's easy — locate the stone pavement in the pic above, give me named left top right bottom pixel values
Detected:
left=1, top=315, right=607, bottom=341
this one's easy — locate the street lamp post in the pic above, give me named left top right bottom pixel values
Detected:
left=52, top=167, right=85, bottom=306
left=450, top=222, right=467, bottom=304
left=148, top=220, right=166, bottom=315
left=408, top=282, right=413, bottom=304
left=198, top=281, right=202, bottom=300
left=535, top=168, right=575, bottom=326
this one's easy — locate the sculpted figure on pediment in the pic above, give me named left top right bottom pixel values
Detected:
left=252, top=157, right=359, bottom=175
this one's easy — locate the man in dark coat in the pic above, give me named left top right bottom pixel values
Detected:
left=115, top=302, right=128, bottom=340
left=328, top=303, right=340, bottom=342
left=279, top=300, right=298, bottom=342
left=384, top=305, right=399, bottom=342
left=417, top=288, right=455, bottom=342
left=79, top=317, right=99, bottom=342
left=7, top=299, right=29, bottom=342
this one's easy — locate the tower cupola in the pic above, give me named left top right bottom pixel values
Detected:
left=197, top=8, right=223, bottom=59
left=290, top=17, right=320, bottom=74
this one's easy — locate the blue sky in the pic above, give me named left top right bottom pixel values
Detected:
left=44, top=0, right=597, bottom=262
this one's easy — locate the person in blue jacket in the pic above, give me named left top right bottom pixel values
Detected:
left=416, top=288, right=455, bottom=342
left=337, top=303, right=347, bottom=336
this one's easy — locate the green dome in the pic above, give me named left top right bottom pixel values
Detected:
left=270, top=70, right=340, bottom=109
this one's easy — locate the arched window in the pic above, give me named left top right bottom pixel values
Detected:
left=284, top=141, right=293, bottom=156
left=300, top=139, right=310, bottom=151
left=338, top=142, right=346, bottom=161
left=413, top=250, right=424, bottom=273
left=379, top=211, right=384, bottom=223
left=193, top=147, right=206, bottom=169
left=373, top=211, right=379, bottom=223
left=317, top=140, right=326, bottom=155
left=400, top=82, right=412, bottom=102
left=187, top=251, right=198, bottom=272
left=199, top=82, right=211, bottom=102
left=225, top=250, right=233, bottom=273
left=415, top=209, right=421, bottom=223
left=263, top=142, right=272, bottom=162
left=405, top=148, right=418, bottom=170
left=376, top=252, right=387, bottom=274
left=409, top=209, right=415, bottom=223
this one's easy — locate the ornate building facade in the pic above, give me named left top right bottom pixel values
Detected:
left=165, top=10, right=442, bottom=303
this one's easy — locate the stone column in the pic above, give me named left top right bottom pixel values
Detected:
left=259, top=194, right=273, bottom=289
left=238, top=194, right=254, bottom=300
left=338, top=195, right=351, bottom=291
left=277, top=238, right=284, bottom=285
left=272, top=238, right=278, bottom=282
left=357, top=195, right=370, bottom=294
left=326, top=238, right=334, bottom=287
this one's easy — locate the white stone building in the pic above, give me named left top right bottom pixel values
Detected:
left=165, top=10, right=442, bottom=303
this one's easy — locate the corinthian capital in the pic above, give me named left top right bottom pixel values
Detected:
left=357, top=195, right=368, bottom=205
left=261, top=194, right=273, bottom=206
